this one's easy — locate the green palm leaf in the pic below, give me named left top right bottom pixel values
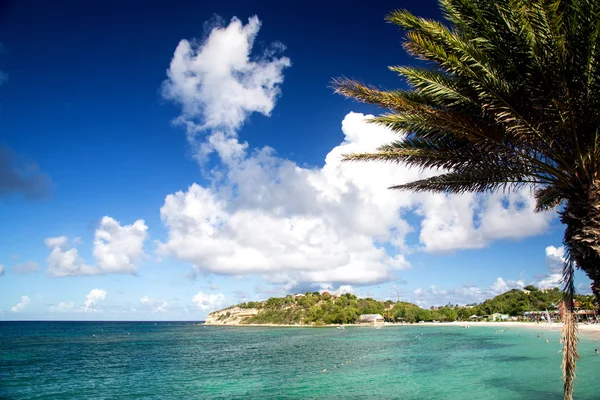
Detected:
left=334, top=1, right=600, bottom=398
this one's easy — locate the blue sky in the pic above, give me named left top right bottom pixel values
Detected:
left=0, top=0, right=589, bottom=320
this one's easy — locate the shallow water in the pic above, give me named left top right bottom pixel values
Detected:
left=1, top=322, right=599, bottom=399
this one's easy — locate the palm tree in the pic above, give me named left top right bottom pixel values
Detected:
left=333, top=1, right=600, bottom=398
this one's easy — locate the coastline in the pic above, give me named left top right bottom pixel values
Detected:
left=204, top=320, right=600, bottom=338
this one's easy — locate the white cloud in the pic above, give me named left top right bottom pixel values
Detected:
left=45, top=236, right=68, bottom=249
left=93, top=216, right=148, bottom=274
left=84, top=289, right=107, bottom=310
left=192, top=292, right=225, bottom=311
left=318, top=284, right=354, bottom=295
left=50, top=290, right=108, bottom=313
left=157, top=113, right=551, bottom=286
left=50, top=302, right=76, bottom=313
left=12, top=261, right=40, bottom=274
left=537, top=245, right=565, bottom=289
left=139, top=296, right=168, bottom=313
left=45, top=236, right=96, bottom=277
left=158, top=17, right=554, bottom=290
left=11, top=295, right=30, bottom=312
left=162, top=15, right=290, bottom=161
left=45, top=217, right=148, bottom=276
left=418, top=189, right=552, bottom=252
left=0, top=264, right=4, bottom=276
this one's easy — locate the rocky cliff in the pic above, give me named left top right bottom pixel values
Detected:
left=205, top=307, right=259, bottom=325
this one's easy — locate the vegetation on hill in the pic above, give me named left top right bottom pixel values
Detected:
left=215, top=287, right=595, bottom=326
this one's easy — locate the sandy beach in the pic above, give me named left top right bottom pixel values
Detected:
left=205, top=321, right=600, bottom=338
left=433, top=321, right=600, bottom=339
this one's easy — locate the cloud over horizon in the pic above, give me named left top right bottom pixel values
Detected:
left=45, top=217, right=148, bottom=277
left=157, top=15, right=555, bottom=292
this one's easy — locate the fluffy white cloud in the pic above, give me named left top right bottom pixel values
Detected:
left=11, top=295, right=30, bottom=312
left=84, top=289, right=107, bottom=309
left=158, top=112, right=552, bottom=286
left=12, top=261, right=40, bottom=274
left=162, top=15, right=290, bottom=161
left=50, top=302, right=76, bottom=313
left=537, top=245, right=565, bottom=289
left=159, top=16, right=554, bottom=289
left=319, top=284, right=354, bottom=296
left=418, top=189, right=552, bottom=252
left=45, top=236, right=97, bottom=277
left=50, top=290, right=108, bottom=313
left=45, top=217, right=148, bottom=276
left=192, top=292, right=225, bottom=311
left=140, top=296, right=150, bottom=304
left=93, top=216, right=148, bottom=274
left=0, top=264, right=4, bottom=276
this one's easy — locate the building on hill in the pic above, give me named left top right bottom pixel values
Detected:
left=358, top=314, right=384, bottom=325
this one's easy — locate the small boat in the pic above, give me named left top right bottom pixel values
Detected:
left=336, top=325, right=345, bottom=330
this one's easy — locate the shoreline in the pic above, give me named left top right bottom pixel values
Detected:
left=204, top=321, right=600, bottom=338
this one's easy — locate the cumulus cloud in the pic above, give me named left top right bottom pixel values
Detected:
left=12, top=261, right=40, bottom=275
left=45, top=217, right=148, bottom=276
left=418, top=189, right=552, bottom=252
left=93, top=216, right=148, bottom=274
left=537, top=245, right=565, bottom=289
left=157, top=113, right=551, bottom=287
left=50, top=290, right=108, bottom=313
left=192, top=291, right=225, bottom=311
left=162, top=15, right=290, bottom=161
left=11, top=295, right=30, bottom=312
left=84, top=289, right=107, bottom=310
left=158, top=17, right=554, bottom=290
left=0, top=146, right=51, bottom=201
left=50, top=302, right=76, bottom=313
left=45, top=236, right=96, bottom=277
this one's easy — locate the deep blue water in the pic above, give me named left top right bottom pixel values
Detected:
left=1, top=322, right=599, bottom=399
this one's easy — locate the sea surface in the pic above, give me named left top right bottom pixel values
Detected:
left=1, top=322, right=600, bottom=399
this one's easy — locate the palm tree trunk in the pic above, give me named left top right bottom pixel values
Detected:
left=561, top=182, right=600, bottom=305
left=559, top=183, right=600, bottom=400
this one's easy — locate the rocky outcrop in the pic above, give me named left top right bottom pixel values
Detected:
left=205, top=307, right=259, bottom=325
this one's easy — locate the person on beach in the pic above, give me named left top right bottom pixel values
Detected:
left=595, top=349, right=598, bottom=354
left=537, top=334, right=540, bottom=338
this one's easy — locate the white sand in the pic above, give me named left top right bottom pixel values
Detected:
left=442, top=321, right=600, bottom=338
left=205, top=320, right=600, bottom=338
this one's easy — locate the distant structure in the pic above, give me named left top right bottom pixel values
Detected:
left=358, top=314, right=384, bottom=325
left=491, top=313, right=509, bottom=321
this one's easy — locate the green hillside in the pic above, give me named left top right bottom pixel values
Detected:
left=213, top=286, right=595, bottom=325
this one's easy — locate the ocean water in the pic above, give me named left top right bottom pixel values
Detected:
left=1, top=322, right=599, bottom=399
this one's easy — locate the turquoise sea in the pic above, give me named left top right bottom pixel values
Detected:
left=1, top=322, right=600, bottom=399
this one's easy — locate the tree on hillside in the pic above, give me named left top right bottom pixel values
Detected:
left=334, top=1, right=600, bottom=398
